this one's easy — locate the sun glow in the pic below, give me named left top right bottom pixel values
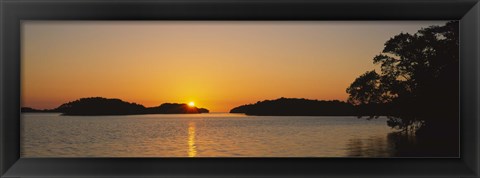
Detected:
left=188, top=102, right=195, bottom=107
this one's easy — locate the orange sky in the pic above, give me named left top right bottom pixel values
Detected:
left=21, top=21, right=446, bottom=112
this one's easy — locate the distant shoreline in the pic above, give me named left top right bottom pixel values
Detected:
left=21, top=112, right=383, bottom=118
left=23, top=97, right=391, bottom=117
left=229, top=97, right=396, bottom=117
left=20, top=112, right=213, bottom=116
left=22, top=97, right=209, bottom=116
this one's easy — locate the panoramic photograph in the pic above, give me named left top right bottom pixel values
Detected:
left=21, top=21, right=459, bottom=157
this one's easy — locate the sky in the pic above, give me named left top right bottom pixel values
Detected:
left=21, top=21, right=447, bottom=112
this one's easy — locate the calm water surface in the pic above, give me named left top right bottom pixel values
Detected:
left=21, top=113, right=398, bottom=157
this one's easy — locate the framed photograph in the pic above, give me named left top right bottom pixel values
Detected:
left=1, top=0, right=479, bottom=177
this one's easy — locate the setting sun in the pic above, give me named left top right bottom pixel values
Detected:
left=188, top=102, right=195, bottom=107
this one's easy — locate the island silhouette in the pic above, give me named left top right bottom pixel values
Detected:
left=21, top=97, right=209, bottom=115
left=229, top=97, right=393, bottom=116
left=22, top=97, right=390, bottom=117
left=230, top=97, right=357, bottom=116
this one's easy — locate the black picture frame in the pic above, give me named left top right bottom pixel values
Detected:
left=1, top=0, right=479, bottom=177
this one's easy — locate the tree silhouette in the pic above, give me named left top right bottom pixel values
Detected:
left=146, top=103, right=209, bottom=114
left=25, top=97, right=211, bottom=115
left=347, top=21, right=459, bottom=135
left=346, top=70, right=390, bottom=105
left=230, top=98, right=355, bottom=116
left=56, top=97, right=147, bottom=115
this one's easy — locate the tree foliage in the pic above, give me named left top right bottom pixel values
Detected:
left=346, top=21, right=459, bottom=133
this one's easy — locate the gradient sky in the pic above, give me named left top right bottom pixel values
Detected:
left=22, top=21, right=446, bottom=112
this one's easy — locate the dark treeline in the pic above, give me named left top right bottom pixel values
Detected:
left=21, top=107, right=54, bottom=113
left=346, top=21, right=459, bottom=136
left=229, top=97, right=397, bottom=116
left=146, top=103, right=209, bottom=114
left=22, top=97, right=209, bottom=116
left=345, top=20, right=459, bottom=156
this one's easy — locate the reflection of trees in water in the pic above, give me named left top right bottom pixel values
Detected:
left=347, top=132, right=458, bottom=157
left=388, top=132, right=458, bottom=157
left=346, top=134, right=396, bottom=157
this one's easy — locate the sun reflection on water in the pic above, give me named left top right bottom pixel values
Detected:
left=188, top=122, right=197, bottom=157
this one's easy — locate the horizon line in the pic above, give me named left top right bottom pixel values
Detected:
left=21, top=96, right=349, bottom=111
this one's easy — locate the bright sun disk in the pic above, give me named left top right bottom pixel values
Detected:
left=188, top=102, right=195, bottom=107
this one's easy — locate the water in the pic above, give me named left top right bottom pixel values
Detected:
left=21, top=113, right=399, bottom=157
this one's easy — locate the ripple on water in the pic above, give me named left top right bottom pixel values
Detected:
left=21, top=113, right=395, bottom=157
